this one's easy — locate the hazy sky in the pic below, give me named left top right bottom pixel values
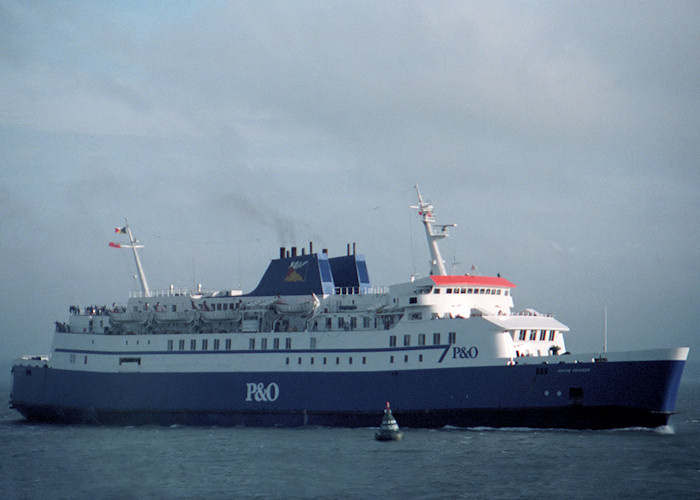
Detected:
left=1, top=1, right=698, bottom=376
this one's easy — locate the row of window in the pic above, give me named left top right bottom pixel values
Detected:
left=166, top=332, right=459, bottom=352
left=518, top=330, right=557, bottom=341
left=285, top=353, right=425, bottom=366
left=167, top=337, right=295, bottom=352
left=389, top=331, right=456, bottom=347
left=434, top=287, right=509, bottom=296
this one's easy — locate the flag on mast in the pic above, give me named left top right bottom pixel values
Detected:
left=115, top=227, right=127, bottom=234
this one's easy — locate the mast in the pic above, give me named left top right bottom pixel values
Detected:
left=110, top=219, right=151, bottom=297
left=603, top=305, right=608, bottom=353
left=411, top=185, right=455, bottom=276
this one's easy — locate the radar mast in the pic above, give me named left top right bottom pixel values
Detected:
left=411, top=185, right=455, bottom=276
left=110, top=219, right=151, bottom=297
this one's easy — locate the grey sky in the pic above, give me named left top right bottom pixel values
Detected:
left=1, top=1, right=698, bottom=377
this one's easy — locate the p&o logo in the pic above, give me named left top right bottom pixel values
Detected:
left=245, top=382, right=279, bottom=402
left=452, top=346, right=479, bottom=359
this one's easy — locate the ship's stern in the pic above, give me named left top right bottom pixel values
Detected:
left=10, top=356, right=50, bottom=421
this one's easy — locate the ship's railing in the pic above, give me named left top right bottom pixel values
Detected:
left=69, top=305, right=110, bottom=316
left=128, top=287, right=243, bottom=299
left=334, top=286, right=389, bottom=295
left=512, top=310, right=554, bottom=318
left=129, top=287, right=193, bottom=298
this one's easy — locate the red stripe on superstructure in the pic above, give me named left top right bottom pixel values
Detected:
left=430, top=275, right=516, bottom=288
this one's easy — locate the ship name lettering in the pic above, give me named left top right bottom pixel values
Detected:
left=245, top=382, right=279, bottom=402
left=452, top=346, right=478, bottom=359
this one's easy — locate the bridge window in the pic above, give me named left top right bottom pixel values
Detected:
left=467, top=288, right=473, bottom=294
left=285, top=338, right=292, bottom=349
left=167, top=340, right=173, bottom=351
left=273, top=338, right=280, bottom=350
left=519, top=330, right=526, bottom=341
left=249, top=338, right=255, bottom=350
left=448, top=331, right=456, bottom=344
left=418, top=334, right=426, bottom=346
left=179, top=339, right=185, bottom=350
left=433, top=288, right=441, bottom=294
left=529, top=330, right=537, bottom=341
left=202, top=339, right=208, bottom=350
left=549, top=330, right=556, bottom=341
left=225, top=338, right=232, bottom=350
left=190, top=339, right=196, bottom=350
left=433, top=333, right=441, bottom=345
left=389, top=335, right=397, bottom=347
left=404, top=335, right=411, bottom=346
left=261, top=338, right=268, bottom=350
left=214, top=339, right=220, bottom=350
left=539, top=330, right=547, bottom=341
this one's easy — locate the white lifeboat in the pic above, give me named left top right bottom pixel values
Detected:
left=274, top=294, right=319, bottom=315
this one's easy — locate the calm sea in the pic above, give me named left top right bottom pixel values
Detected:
left=1, top=381, right=698, bottom=499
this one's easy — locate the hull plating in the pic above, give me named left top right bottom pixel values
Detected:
left=11, top=359, right=685, bottom=429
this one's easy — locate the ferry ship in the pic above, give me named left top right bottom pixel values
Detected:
left=10, top=188, right=689, bottom=429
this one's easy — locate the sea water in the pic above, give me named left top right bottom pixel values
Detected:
left=1, top=382, right=699, bottom=499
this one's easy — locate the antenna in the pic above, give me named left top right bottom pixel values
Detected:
left=450, top=254, right=461, bottom=274
left=603, top=305, right=608, bottom=353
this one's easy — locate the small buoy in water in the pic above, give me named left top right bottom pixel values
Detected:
left=375, top=401, right=403, bottom=441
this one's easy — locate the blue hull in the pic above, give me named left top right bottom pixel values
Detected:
left=11, top=359, right=685, bottom=429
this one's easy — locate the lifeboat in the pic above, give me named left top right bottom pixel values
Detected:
left=274, top=294, right=319, bottom=315
left=109, top=311, right=151, bottom=324
left=154, top=310, right=196, bottom=323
